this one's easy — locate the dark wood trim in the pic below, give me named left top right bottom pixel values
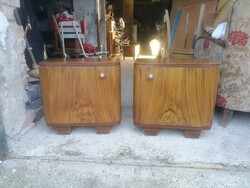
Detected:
left=184, top=130, right=201, bottom=138
left=135, top=57, right=219, bottom=67
left=195, top=36, right=226, bottom=48
left=135, top=124, right=211, bottom=131
left=40, top=58, right=120, bottom=67
left=48, top=122, right=121, bottom=127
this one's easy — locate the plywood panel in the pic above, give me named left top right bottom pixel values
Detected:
left=170, top=0, right=217, bottom=30
left=171, top=1, right=217, bottom=53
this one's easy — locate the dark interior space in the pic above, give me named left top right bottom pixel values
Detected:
left=18, top=0, right=172, bottom=67
left=17, top=0, right=173, bottom=66
left=17, top=0, right=75, bottom=68
left=106, top=0, right=172, bottom=55
left=106, top=0, right=123, bottom=18
left=134, top=0, right=172, bottom=54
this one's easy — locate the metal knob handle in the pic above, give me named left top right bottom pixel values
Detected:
left=99, top=73, right=106, bottom=79
left=147, top=74, right=154, bottom=80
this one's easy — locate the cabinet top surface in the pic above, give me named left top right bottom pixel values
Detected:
left=135, top=57, right=219, bottom=67
left=40, top=58, right=120, bottom=67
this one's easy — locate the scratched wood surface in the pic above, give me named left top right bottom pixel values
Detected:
left=40, top=59, right=121, bottom=126
left=133, top=58, right=218, bottom=129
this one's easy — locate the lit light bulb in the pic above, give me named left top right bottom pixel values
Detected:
left=149, top=39, right=160, bottom=56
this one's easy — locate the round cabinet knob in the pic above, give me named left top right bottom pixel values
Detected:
left=99, top=73, right=106, bottom=79
left=147, top=74, right=154, bottom=80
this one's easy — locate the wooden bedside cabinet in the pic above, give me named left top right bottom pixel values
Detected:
left=133, top=57, right=219, bottom=138
left=40, top=58, right=121, bottom=134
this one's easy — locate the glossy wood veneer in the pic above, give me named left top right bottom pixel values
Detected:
left=40, top=58, right=121, bottom=134
left=133, top=57, right=219, bottom=138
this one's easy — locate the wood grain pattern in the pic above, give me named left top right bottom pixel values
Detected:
left=40, top=58, right=121, bottom=128
left=133, top=57, right=219, bottom=132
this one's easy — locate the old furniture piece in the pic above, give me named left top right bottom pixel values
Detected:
left=123, top=44, right=140, bottom=60
left=133, top=57, right=219, bottom=138
left=59, top=21, right=88, bottom=57
left=194, top=0, right=250, bottom=126
left=40, top=58, right=121, bottom=134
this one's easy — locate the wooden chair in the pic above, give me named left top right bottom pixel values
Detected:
left=59, top=20, right=90, bottom=58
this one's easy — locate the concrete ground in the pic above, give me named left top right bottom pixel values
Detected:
left=1, top=60, right=250, bottom=187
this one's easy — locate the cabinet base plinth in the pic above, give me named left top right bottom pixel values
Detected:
left=53, top=125, right=115, bottom=135
left=184, top=130, right=201, bottom=138
left=139, top=125, right=204, bottom=138
left=144, top=128, right=159, bottom=136
left=56, top=126, right=72, bottom=135
left=96, top=126, right=111, bottom=134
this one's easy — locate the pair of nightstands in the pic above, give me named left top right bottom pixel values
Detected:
left=40, top=57, right=218, bottom=138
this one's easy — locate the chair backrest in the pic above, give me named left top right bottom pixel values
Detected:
left=59, top=21, right=86, bottom=57
left=59, top=21, right=84, bottom=39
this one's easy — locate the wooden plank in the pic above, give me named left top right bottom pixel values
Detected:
left=51, top=15, right=63, bottom=49
left=172, top=4, right=201, bottom=51
left=217, top=0, right=229, bottom=12
left=182, top=0, right=215, bottom=6
left=170, top=0, right=217, bottom=28
left=171, top=1, right=217, bottom=53
left=212, top=0, right=232, bottom=28
left=171, top=10, right=182, bottom=46
left=163, top=9, right=171, bottom=58
left=196, top=4, right=206, bottom=37
left=170, top=0, right=182, bottom=28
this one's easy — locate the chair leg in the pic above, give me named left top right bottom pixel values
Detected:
left=219, top=108, right=234, bottom=127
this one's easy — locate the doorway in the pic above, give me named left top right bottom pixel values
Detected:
left=134, top=0, right=172, bottom=55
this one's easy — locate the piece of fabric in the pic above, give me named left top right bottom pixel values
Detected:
left=195, top=0, right=250, bottom=112
left=212, top=22, right=227, bottom=40
left=83, top=43, right=96, bottom=54
left=194, top=37, right=225, bottom=62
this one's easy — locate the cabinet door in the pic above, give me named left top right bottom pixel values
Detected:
left=40, top=65, right=121, bottom=125
left=133, top=65, right=218, bottom=129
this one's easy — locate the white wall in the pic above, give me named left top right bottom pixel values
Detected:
left=73, top=0, right=106, bottom=49
left=0, top=2, right=36, bottom=138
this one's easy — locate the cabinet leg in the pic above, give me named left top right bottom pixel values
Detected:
left=144, top=128, right=159, bottom=136
left=56, top=127, right=72, bottom=135
left=96, top=126, right=111, bottom=134
left=184, top=130, right=201, bottom=138
left=219, top=109, right=234, bottom=127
